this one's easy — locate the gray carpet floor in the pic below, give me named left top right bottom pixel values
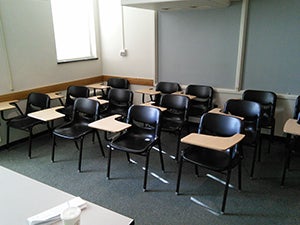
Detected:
left=0, top=131, right=299, bottom=225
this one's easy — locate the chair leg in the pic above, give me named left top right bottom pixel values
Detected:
left=6, top=125, right=10, bottom=148
left=250, top=145, right=258, bottom=178
left=268, top=127, right=274, bottom=153
left=51, top=135, right=56, bottom=162
left=221, top=170, right=232, bottom=214
left=143, top=151, right=150, bottom=192
left=95, top=130, right=105, bottom=157
left=175, top=130, right=182, bottom=161
left=195, top=165, right=199, bottom=177
left=78, top=138, right=84, bottom=172
left=126, top=153, right=131, bottom=163
left=157, top=140, right=165, bottom=172
left=28, top=128, right=33, bottom=159
left=238, top=162, right=242, bottom=190
left=106, top=147, right=112, bottom=179
left=258, top=136, right=262, bottom=162
left=175, top=156, right=183, bottom=195
left=281, top=146, right=292, bottom=186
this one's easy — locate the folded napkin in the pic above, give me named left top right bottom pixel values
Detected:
left=27, top=197, right=87, bottom=225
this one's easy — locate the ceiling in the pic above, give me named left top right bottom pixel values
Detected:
left=121, top=0, right=242, bottom=11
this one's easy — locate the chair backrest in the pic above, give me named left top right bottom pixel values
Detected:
left=198, top=113, right=242, bottom=138
left=242, top=89, right=277, bottom=125
left=107, top=77, right=129, bottom=89
left=25, top=92, right=50, bottom=114
left=156, top=81, right=181, bottom=93
left=65, top=86, right=90, bottom=107
left=72, top=97, right=100, bottom=123
left=198, top=113, right=242, bottom=157
left=186, top=84, right=213, bottom=105
left=224, top=99, right=261, bottom=142
left=293, top=95, right=300, bottom=119
left=107, top=88, right=133, bottom=112
left=155, top=82, right=181, bottom=105
left=185, top=84, right=214, bottom=116
left=126, top=105, right=161, bottom=138
left=160, top=94, right=190, bottom=123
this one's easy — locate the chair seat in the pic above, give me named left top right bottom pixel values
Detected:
left=7, top=116, right=42, bottom=130
left=110, top=128, right=157, bottom=154
left=182, top=146, right=241, bottom=172
left=53, top=123, right=92, bottom=140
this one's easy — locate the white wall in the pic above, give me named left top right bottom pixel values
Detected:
left=98, top=0, right=156, bottom=79
left=0, top=0, right=102, bottom=95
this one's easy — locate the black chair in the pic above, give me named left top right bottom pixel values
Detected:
left=57, top=86, right=90, bottom=120
left=159, top=94, right=190, bottom=161
left=224, top=99, right=262, bottom=178
left=242, top=89, right=277, bottom=159
left=101, top=88, right=133, bottom=120
left=153, top=81, right=181, bottom=105
left=6, top=92, right=50, bottom=158
left=51, top=98, right=105, bottom=172
left=101, top=77, right=129, bottom=99
left=281, top=96, right=300, bottom=185
left=185, top=84, right=214, bottom=119
left=107, top=105, right=165, bottom=191
left=176, top=113, right=243, bottom=214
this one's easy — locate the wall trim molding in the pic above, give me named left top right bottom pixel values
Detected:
left=0, top=75, right=154, bottom=102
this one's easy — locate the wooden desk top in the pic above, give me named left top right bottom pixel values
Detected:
left=47, top=92, right=64, bottom=100
left=181, top=133, right=245, bottom=151
left=86, top=83, right=110, bottom=89
left=135, top=88, right=160, bottom=95
left=0, top=100, right=18, bottom=111
left=88, top=115, right=131, bottom=133
left=172, top=91, right=196, bottom=99
left=283, top=119, right=300, bottom=136
left=208, top=108, right=244, bottom=120
left=28, top=106, right=65, bottom=122
left=139, top=102, right=167, bottom=111
left=88, top=96, right=109, bottom=105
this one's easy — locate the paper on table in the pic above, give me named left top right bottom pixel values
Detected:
left=27, top=197, right=87, bottom=225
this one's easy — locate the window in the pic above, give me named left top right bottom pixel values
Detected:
left=50, top=0, right=97, bottom=63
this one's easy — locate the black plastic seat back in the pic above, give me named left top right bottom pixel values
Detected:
left=127, top=105, right=161, bottom=136
left=242, top=89, right=277, bottom=126
left=199, top=113, right=242, bottom=138
left=65, top=86, right=90, bottom=108
left=224, top=99, right=261, bottom=132
left=154, top=82, right=181, bottom=105
left=160, top=94, right=189, bottom=123
left=26, top=92, right=51, bottom=114
left=107, top=77, right=129, bottom=89
left=103, top=88, right=133, bottom=118
left=294, top=96, right=300, bottom=119
left=72, top=97, right=101, bottom=124
left=185, top=84, right=214, bottom=117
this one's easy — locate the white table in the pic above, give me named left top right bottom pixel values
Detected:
left=0, top=100, right=20, bottom=121
left=89, top=114, right=131, bottom=133
left=181, top=133, right=245, bottom=151
left=283, top=118, right=300, bottom=136
left=0, top=166, right=134, bottom=225
left=28, top=106, right=65, bottom=122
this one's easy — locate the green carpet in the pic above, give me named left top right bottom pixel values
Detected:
left=0, top=132, right=299, bottom=225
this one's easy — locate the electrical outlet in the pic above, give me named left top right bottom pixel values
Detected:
left=120, top=49, right=127, bottom=57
